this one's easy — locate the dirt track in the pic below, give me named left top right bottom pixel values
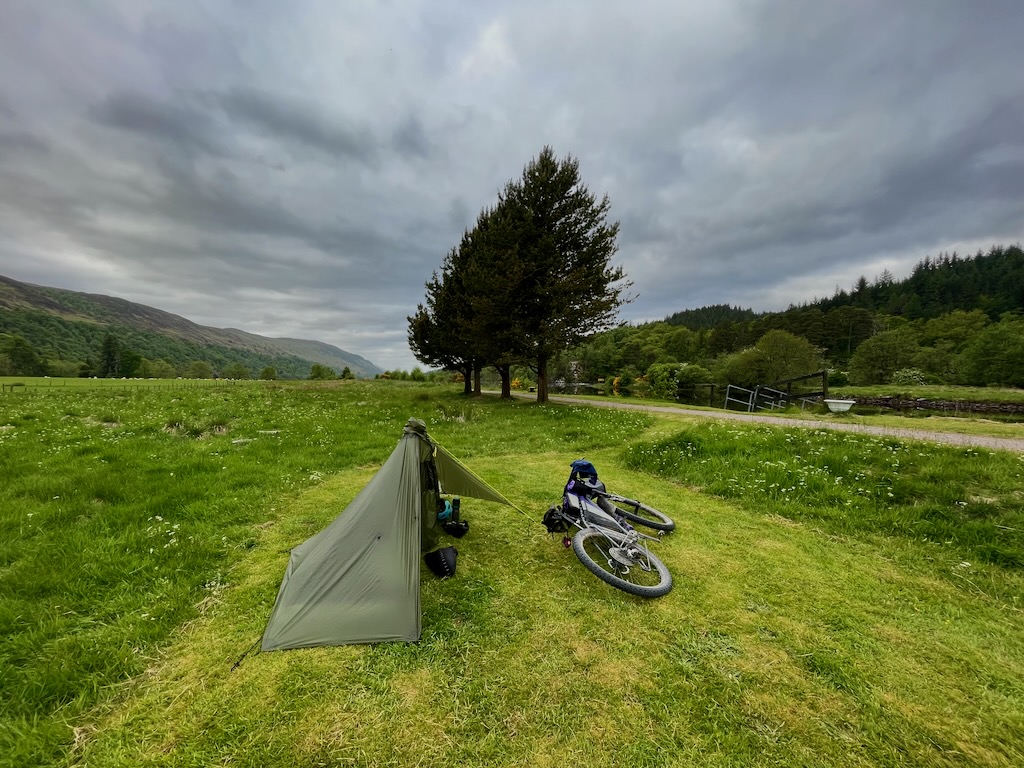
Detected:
left=537, top=394, right=1024, bottom=454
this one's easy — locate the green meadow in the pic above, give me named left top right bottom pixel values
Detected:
left=1, top=380, right=1022, bottom=767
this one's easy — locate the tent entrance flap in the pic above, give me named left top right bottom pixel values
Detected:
left=433, top=443, right=515, bottom=508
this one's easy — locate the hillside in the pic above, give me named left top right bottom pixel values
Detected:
left=811, top=243, right=1024, bottom=318
left=0, top=274, right=382, bottom=378
left=666, top=244, right=1024, bottom=331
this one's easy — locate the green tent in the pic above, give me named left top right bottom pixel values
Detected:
left=261, top=418, right=515, bottom=650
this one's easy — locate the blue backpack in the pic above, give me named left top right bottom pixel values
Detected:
left=565, top=459, right=605, bottom=499
left=568, top=459, right=598, bottom=483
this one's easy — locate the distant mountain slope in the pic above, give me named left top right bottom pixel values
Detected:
left=251, top=335, right=380, bottom=374
left=663, top=244, right=1024, bottom=328
left=0, top=274, right=382, bottom=378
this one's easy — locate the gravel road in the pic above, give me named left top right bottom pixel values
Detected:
left=539, top=394, right=1024, bottom=454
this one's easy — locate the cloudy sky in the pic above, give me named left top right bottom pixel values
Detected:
left=2, top=1, right=1022, bottom=371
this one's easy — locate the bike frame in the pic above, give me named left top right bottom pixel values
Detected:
left=562, top=492, right=659, bottom=547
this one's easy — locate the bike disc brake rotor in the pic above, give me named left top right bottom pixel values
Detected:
left=609, top=546, right=648, bottom=570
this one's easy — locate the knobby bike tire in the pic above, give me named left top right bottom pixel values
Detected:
left=609, top=496, right=675, bottom=532
left=571, top=529, right=673, bottom=598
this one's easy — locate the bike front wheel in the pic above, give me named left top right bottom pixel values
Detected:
left=608, top=496, right=675, bottom=532
left=572, top=529, right=672, bottom=598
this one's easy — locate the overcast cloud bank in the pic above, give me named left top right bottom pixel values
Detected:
left=1, top=1, right=1022, bottom=370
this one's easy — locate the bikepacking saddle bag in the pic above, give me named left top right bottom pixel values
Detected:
left=424, top=546, right=458, bottom=578
left=542, top=506, right=569, bottom=533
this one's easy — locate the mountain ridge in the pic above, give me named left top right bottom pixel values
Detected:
left=0, top=274, right=382, bottom=378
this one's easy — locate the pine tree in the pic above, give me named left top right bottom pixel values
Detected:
left=98, top=334, right=121, bottom=377
left=3, top=335, right=48, bottom=376
left=408, top=246, right=481, bottom=395
left=461, top=204, right=533, bottom=398
left=498, top=146, right=629, bottom=402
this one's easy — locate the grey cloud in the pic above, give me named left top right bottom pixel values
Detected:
left=446, top=198, right=473, bottom=233
left=2, top=0, right=1023, bottom=370
left=391, top=113, right=433, bottom=159
left=867, top=101, right=1024, bottom=226
left=92, top=91, right=222, bottom=158
left=0, top=130, right=50, bottom=155
left=154, top=162, right=310, bottom=241
left=217, top=88, right=381, bottom=165
left=0, top=163, right=94, bottom=234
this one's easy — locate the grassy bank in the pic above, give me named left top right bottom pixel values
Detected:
left=830, top=384, right=1024, bottom=404
left=542, top=389, right=1024, bottom=440
left=2, top=381, right=1022, bottom=766
left=0, top=376, right=254, bottom=390
left=625, top=422, right=1024, bottom=574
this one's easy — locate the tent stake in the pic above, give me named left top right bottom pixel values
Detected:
left=231, top=637, right=262, bottom=671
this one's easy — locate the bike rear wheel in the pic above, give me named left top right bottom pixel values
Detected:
left=572, top=529, right=672, bottom=598
left=608, top=496, right=675, bottom=532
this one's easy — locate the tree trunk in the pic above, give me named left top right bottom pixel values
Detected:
left=498, top=365, right=512, bottom=398
left=536, top=353, right=549, bottom=403
left=462, top=365, right=473, bottom=395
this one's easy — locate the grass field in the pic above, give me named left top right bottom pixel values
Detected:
left=1, top=380, right=1022, bottom=767
left=830, top=384, right=1024, bottom=405
left=0, top=377, right=256, bottom=392
left=544, top=390, right=1024, bottom=440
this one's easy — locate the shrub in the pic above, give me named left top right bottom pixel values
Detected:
left=646, top=363, right=683, bottom=400
left=646, top=363, right=713, bottom=401
left=891, top=368, right=926, bottom=386
left=712, top=348, right=766, bottom=388
left=828, top=369, right=849, bottom=387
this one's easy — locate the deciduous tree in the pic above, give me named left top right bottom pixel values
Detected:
left=184, top=360, right=213, bottom=379
left=848, top=328, right=920, bottom=385
left=309, top=363, right=336, bottom=380
left=222, top=362, right=250, bottom=380
left=754, top=330, right=822, bottom=383
left=2, top=334, right=47, bottom=376
left=960, top=313, right=1024, bottom=387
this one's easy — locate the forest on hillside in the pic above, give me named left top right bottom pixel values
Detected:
left=0, top=311, right=326, bottom=380
left=0, top=273, right=383, bottom=380
left=542, top=244, right=1024, bottom=398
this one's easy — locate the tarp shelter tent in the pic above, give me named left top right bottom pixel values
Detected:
left=261, top=418, right=516, bottom=650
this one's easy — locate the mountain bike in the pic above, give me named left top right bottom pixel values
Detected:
left=562, top=458, right=676, bottom=532
left=542, top=462, right=673, bottom=598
